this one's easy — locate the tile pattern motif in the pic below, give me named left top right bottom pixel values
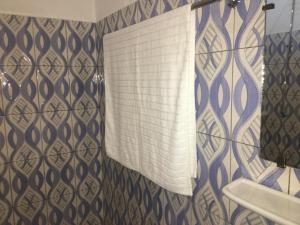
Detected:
left=0, top=13, right=102, bottom=225
left=97, top=0, right=299, bottom=225
left=261, top=31, right=300, bottom=168
left=1, top=1, right=300, bottom=225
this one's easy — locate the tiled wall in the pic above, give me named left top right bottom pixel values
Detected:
left=261, top=31, right=300, bottom=168
left=1, top=1, right=300, bottom=225
left=0, top=14, right=103, bottom=225
left=97, top=0, right=300, bottom=225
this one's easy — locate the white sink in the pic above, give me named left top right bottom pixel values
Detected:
left=223, top=178, right=300, bottom=225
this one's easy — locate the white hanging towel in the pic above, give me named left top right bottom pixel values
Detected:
left=104, top=4, right=196, bottom=196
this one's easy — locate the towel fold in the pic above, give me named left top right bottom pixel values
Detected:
left=104, top=4, right=196, bottom=196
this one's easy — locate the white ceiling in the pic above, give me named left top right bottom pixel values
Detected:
left=95, top=0, right=136, bottom=21
left=0, top=0, right=136, bottom=22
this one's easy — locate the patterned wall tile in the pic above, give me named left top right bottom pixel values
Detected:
left=164, top=190, right=193, bottom=225
left=13, top=200, right=47, bottom=225
left=37, top=65, right=71, bottom=112
left=0, top=76, right=4, bottom=116
left=195, top=0, right=234, bottom=53
left=232, top=47, right=264, bottom=147
left=121, top=2, right=136, bottom=28
left=0, top=117, right=8, bottom=164
left=10, top=157, right=46, bottom=207
left=234, top=0, right=265, bottom=49
left=134, top=0, right=161, bottom=24
left=75, top=149, right=103, bottom=225
left=264, top=32, right=290, bottom=65
left=40, top=110, right=73, bottom=156
left=0, top=14, right=35, bottom=66
left=102, top=157, right=116, bottom=225
left=96, top=31, right=104, bottom=68
left=5, top=113, right=42, bottom=162
left=159, top=0, right=190, bottom=13
left=44, top=152, right=75, bottom=197
left=0, top=65, right=38, bottom=115
left=231, top=142, right=289, bottom=192
left=290, top=30, right=300, bottom=65
left=124, top=169, right=144, bottom=225
left=192, top=133, right=230, bottom=224
left=195, top=51, right=233, bottom=139
left=140, top=178, right=164, bottom=225
left=289, top=169, right=300, bottom=198
left=0, top=164, right=14, bottom=225
left=45, top=152, right=77, bottom=225
left=33, top=18, right=68, bottom=67
left=105, top=11, right=119, bottom=34
left=229, top=205, right=276, bottom=225
left=69, top=66, right=99, bottom=110
left=66, top=21, right=97, bottom=67
left=107, top=160, right=129, bottom=225
left=230, top=141, right=290, bottom=225
left=72, top=108, right=101, bottom=151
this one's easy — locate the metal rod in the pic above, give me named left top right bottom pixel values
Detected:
left=191, top=0, right=220, bottom=10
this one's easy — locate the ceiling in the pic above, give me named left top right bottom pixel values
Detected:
left=0, top=0, right=136, bottom=22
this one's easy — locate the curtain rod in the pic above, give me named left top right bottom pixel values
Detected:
left=191, top=0, right=221, bottom=10
left=191, top=0, right=244, bottom=10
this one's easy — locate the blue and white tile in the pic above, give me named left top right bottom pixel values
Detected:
left=0, top=163, right=14, bottom=225
left=0, top=76, right=4, bottom=115
left=0, top=65, right=38, bottom=115
left=44, top=152, right=76, bottom=196
left=134, top=0, right=160, bottom=24
left=159, top=0, right=190, bottom=13
left=264, top=32, right=290, bottom=65
left=229, top=207, right=277, bottom=225
left=195, top=0, right=234, bottom=53
left=33, top=17, right=68, bottom=67
left=5, top=113, right=42, bottom=162
left=66, top=21, right=97, bottom=67
left=108, top=160, right=129, bottom=225
left=10, top=157, right=46, bottom=207
left=102, top=157, right=115, bottom=224
left=140, top=177, right=164, bottom=225
left=0, top=14, right=35, bottom=66
left=290, top=30, right=300, bottom=65
left=72, top=108, right=101, bottom=151
left=232, top=47, right=264, bottom=146
left=13, top=200, right=47, bottom=225
left=289, top=169, right=300, bottom=198
left=195, top=51, right=233, bottom=139
left=121, top=2, right=137, bottom=27
left=234, top=0, right=265, bottom=49
left=164, top=189, right=193, bottom=225
left=230, top=141, right=290, bottom=225
left=192, top=133, right=231, bottom=224
left=40, top=110, right=73, bottom=156
left=37, top=65, right=71, bottom=112
left=107, top=10, right=125, bottom=33
left=0, top=117, right=8, bottom=164
left=69, top=66, right=99, bottom=110
left=124, top=169, right=144, bottom=225
left=231, top=142, right=289, bottom=192
left=75, top=149, right=103, bottom=225
left=45, top=152, right=77, bottom=225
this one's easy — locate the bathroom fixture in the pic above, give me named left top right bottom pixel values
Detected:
left=223, top=179, right=300, bottom=225
left=226, top=0, right=240, bottom=8
left=260, top=0, right=300, bottom=169
left=191, top=0, right=241, bottom=10
left=191, top=0, right=220, bottom=10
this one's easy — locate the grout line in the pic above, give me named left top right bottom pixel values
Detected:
left=195, top=45, right=264, bottom=56
left=196, top=131, right=260, bottom=148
